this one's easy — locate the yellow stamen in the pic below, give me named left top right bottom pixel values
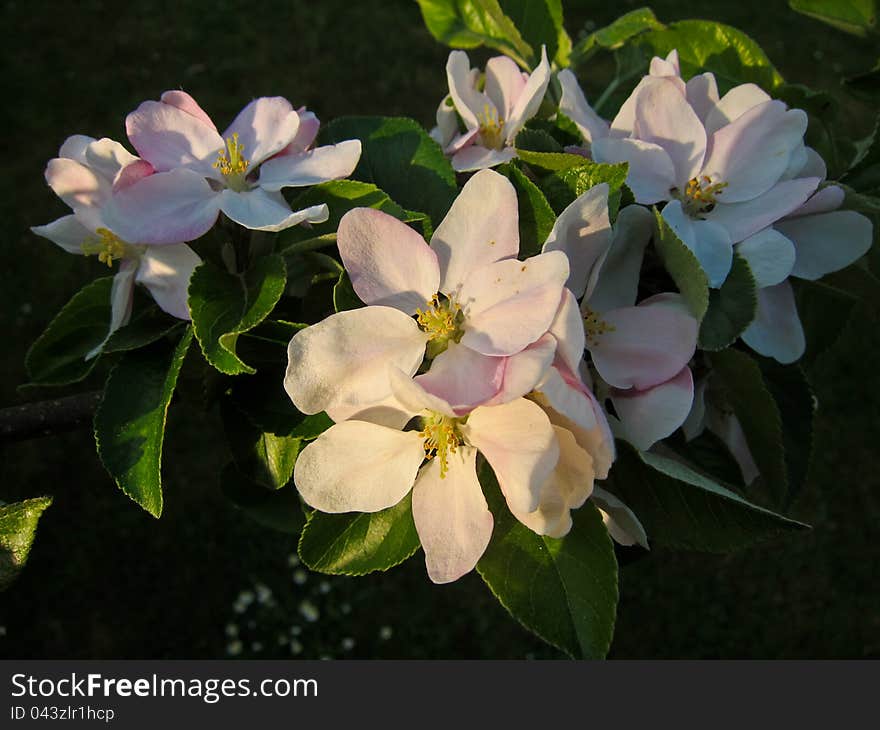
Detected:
left=582, top=306, right=616, bottom=346
left=80, top=228, right=130, bottom=267
left=674, top=175, right=729, bottom=217
left=477, top=103, right=505, bottom=151
left=416, top=294, right=464, bottom=359
left=419, top=411, right=465, bottom=478
left=213, top=132, right=250, bottom=190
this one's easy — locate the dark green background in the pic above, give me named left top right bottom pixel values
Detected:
left=1, top=0, right=877, bottom=658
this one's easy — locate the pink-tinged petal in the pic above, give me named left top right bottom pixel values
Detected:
left=337, top=208, right=440, bottom=315
left=633, top=76, right=707, bottom=184
left=465, top=397, right=559, bottom=514
left=542, top=183, right=611, bottom=299
left=431, top=168, right=519, bottom=294
left=104, top=168, right=220, bottom=244
left=160, top=90, right=218, bottom=130
left=703, top=83, right=771, bottom=135
left=87, top=261, right=137, bottom=360
left=557, top=69, right=609, bottom=144
left=511, top=425, right=594, bottom=538
left=325, top=396, right=414, bottom=430
left=735, top=228, right=796, bottom=288
left=84, top=138, right=139, bottom=182
left=293, top=421, right=424, bottom=513
left=45, top=157, right=111, bottom=214
left=126, top=100, right=224, bottom=176
left=588, top=299, right=698, bottom=390
left=445, top=127, right=480, bottom=156
left=794, top=146, right=827, bottom=181
left=706, top=408, right=760, bottom=485
left=588, top=205, right=654, bottom=311
left=412, top=447, right=493, bottom=584
left=31, top=215, right=91, bottom=255
left=741, top=281, right=805, bottom=363
left=682, top=375, right=708, bottom=441
left=451, top=144, right=517, bottom=171
left=222, top=96, right=300, bottom=168
left=218, top=188, right=327, bottom=232
left=112, top=159, right=155, bottom=193
left=446, top=50, right=488, bottom=129
left=505, top=45, right=551, bottom=142
left=459, top=251, right=569, bottom=356
left=431, top=96, right=460, bottom=150
left=591, top=136, right=677, bottom=204
left=663, top=200, right=732, bottom=287
left=388, top=368, right=457, bottom=418
left=788, top=184, right=843, bottom=218
left=257, top=140, right=361, bottom=191
left=592, top=488, right=649, bottom=548
left=59, top=134, right=94, bottom=163
left=685, top=73, right=720, bottom=123
left=611, top=75, right=687, bottom=137
left=135, top=244, right=202, bottom=320
left=548, top=290, right=585, bottom=375
left=611, top=366, right=694, bottom=450
left=483, top=334, right=556, bottom=406
left=705, top=177, right=820, bottom=243
left=415, top=342, right=505, bottom=412
left=778, top=210, right=873, bottom=280
left=649, top=50, right=680, bottom=77
left=284, top=307, right=428, bottom=416
left=289, top=109, right=321, bottom=153
left=485, top=55, right=526, bottom=121
left=702, top=101, right=808, bottom=201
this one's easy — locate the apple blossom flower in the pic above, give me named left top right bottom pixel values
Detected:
left=431, top=48, right=551, bottom=172
left=294, top=371, right=559, bottom=583
left=284, top=170, right=569, bottom=422
left=736, top=153, right=873, bottom=363
left=32, top=135, right=201, bottom=357
left=103, top=91, right=361, bottom=243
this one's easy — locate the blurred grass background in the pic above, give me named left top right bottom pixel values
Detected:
left=0, top=0, right=877, bottom=658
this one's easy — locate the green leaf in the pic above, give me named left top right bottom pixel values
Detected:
left=278, top=179, right=412, bottom=249
left=0, top=496, right=53, bottom=591
left=789, top=0, right=877, bottom=37
left=698, top=253, right=758, bottom=350
left=476, top=462, right=618, bottom=659
left=607, top=442, right=809, bottom=552
left=539, top=161, right=629, bottom=215
left=220, top=462, right=305, bottom=534
left=642, top=20, right=785, bottom=92
left=499, top=0, right=571, bottom=66
left=333, top=271, right=365, bottom=312
left=188, top=255, right=287, bottom=375
left=498, top=163, right=555, bottom=258
left=668, top=430, right=746, bottom=487
left=515, top=128, right=564, bottom=154
left=298, top=493, right=421, bottom=576
left=321, top=117, right=458, bottom=227
left=518, top=149, right=599, bottom=173
left=25, top=277, right=113, bottom=386
left=415, top=0, right=534, bottom=68
left=709, top=348, right=788, bottom=506
left=94, top=327, right=193, bottom=518
left=571, top=7, right=664, bottom=62
left=653, top=209, right=710, bottom=321
left=103, top=307, right=184, bottom=354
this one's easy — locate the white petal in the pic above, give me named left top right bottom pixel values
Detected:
left=222, top=96, right=300, bottom=167
left=706, top=408, right=760, bottom=485
left=557, top=69, right=609, bottom=144
left=735, top=228, right=796, bottom=288
left=446, top=50, right=489, bottom=129
left=681, top=375, right=708, bottom=442
left=257, top=140, right=362, bottom=191
left=483, top=334, right=557, bottom=406
left=611, top=367, right=694, bottom=451
left=777, top=210, right=873, bottom=280
left=450, top=144, right=517, bottom=172
left=592, top=488, right=649, bottom=548
left=87, top=261, right=137, bottom=360
left=284, top=307, right=428, bottom=415
left=505, top=45, right=552, bottom=142
left=84, top=137, right=139, bottom=183
left=703, top=83, right=771, bottom=135
left=547, top=289, right=585, bottom=375
left=414, top=342, right=506, bottom=412
left=293, top=421, right=424, bottom=513
left=587, top=205, right=654, bottom=311
left=431, top=168, right=519, bottom=294
left=31, top=215, right=91, bottom=255
left=412, top=447, right=493, bottom=584
left=464, top=398, right=559, bottom=514
left=591, top=136, right=677, bottom=204
left=741, top=281, right=805, bottom=363
left=135, top=244, right=202, bottom=320
left=685, top=73, right=720, bottom=123
left=219, top=188, right=328, bottom=232
left=663, top=201, right=733, bottom=287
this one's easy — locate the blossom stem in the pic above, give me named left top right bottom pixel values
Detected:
left=281, top=233, right=338, bottom=256
left=0, top=391, right=102, bottom=443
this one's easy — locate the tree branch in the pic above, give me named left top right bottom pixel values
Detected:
left=0, top=391, right=102, bottom=444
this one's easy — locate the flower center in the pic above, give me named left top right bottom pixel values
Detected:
left=80, top=227, right=133, bottom=267
left=477, top=103, right=506, bottom=151
left=673, top=175, right=728, bottom=217
left=419, top=411, right=466, bottom=478
left=213, top=132, right=250, bottom=191
left=582, top=306, right=616, bottom=346
left=416, top=294, right=464, bottom=359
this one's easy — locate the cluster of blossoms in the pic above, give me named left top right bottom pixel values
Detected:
left=34, top=91, right=363, bottom=349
